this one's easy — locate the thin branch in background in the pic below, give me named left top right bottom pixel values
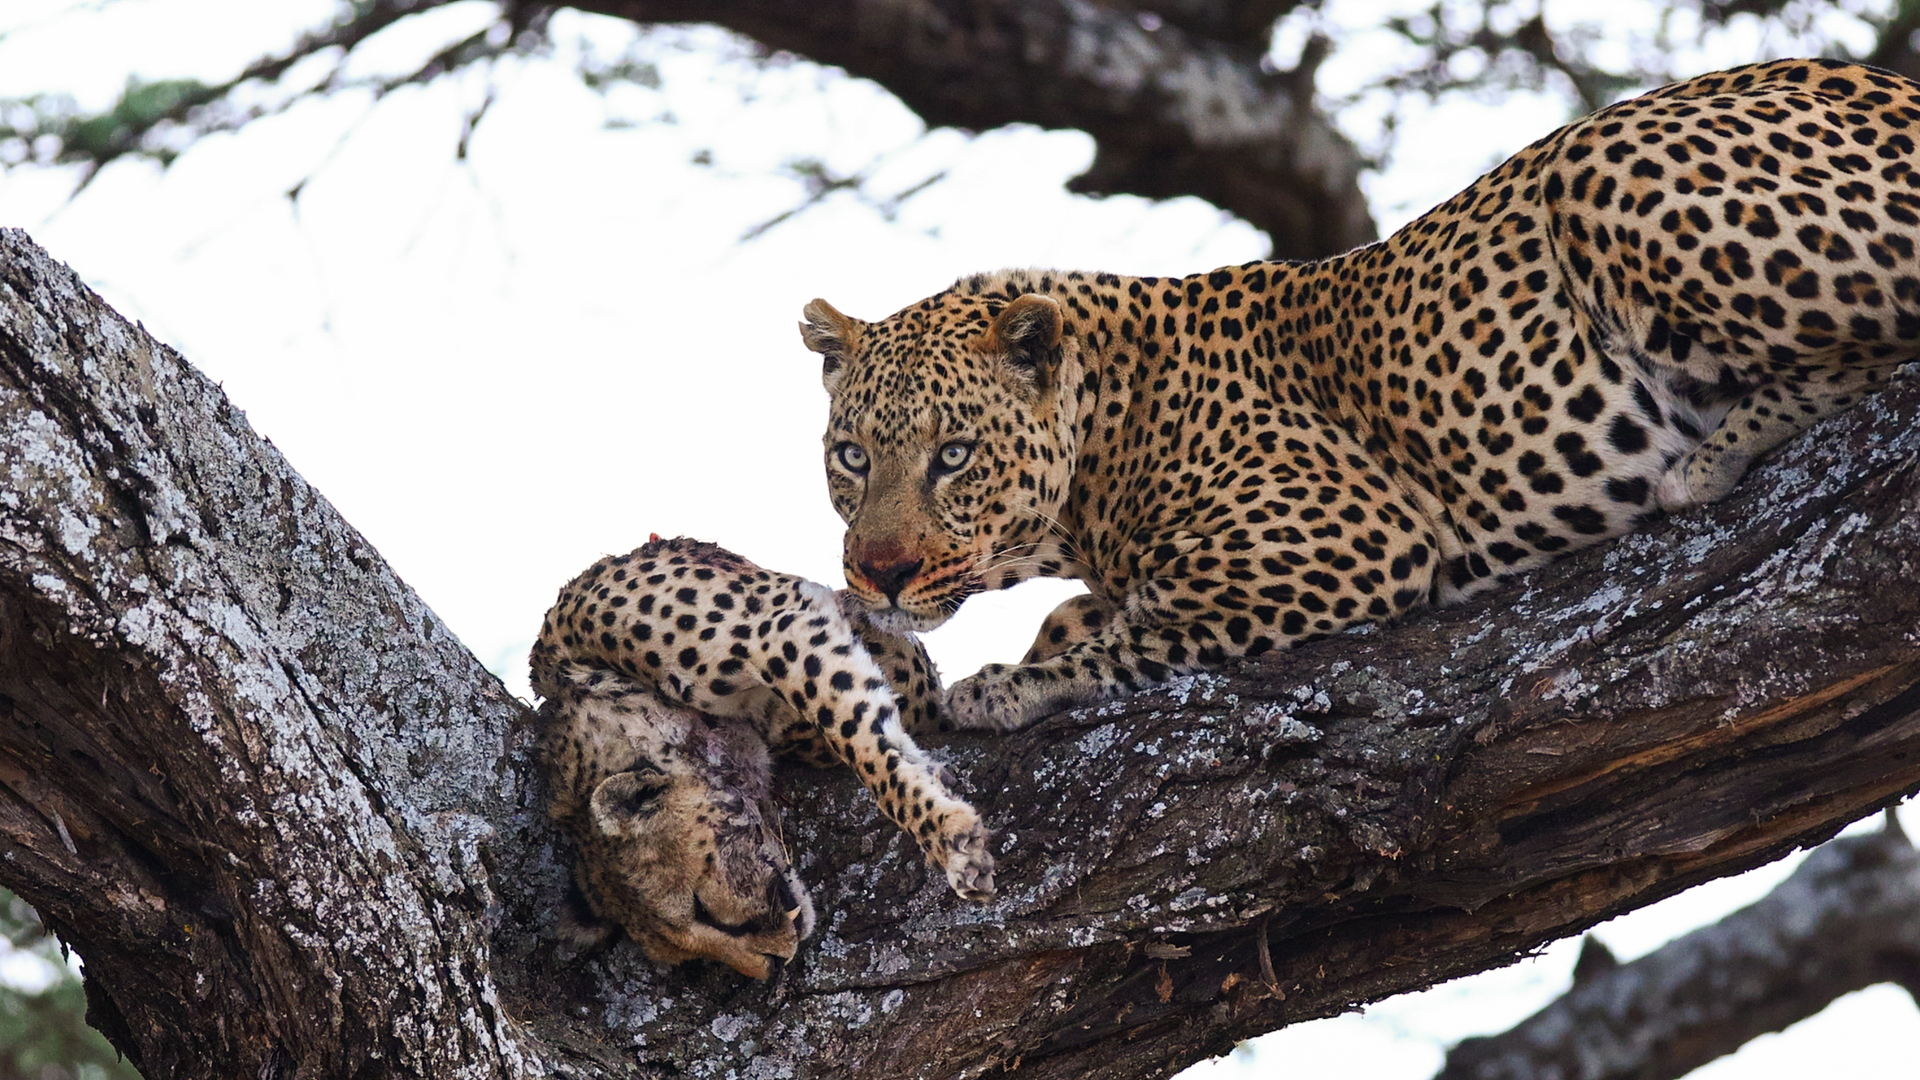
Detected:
left=0, top=0, right=555, bottom=202
left=456, top=84, right=497, bottom=160
left=0, top=0, right=115, bottom=51
left=874, top=168, right=947, bottom=218
left=738, top=159, right=864, bottom=242
left=738, top=152, right=949, bottom=243
left=7, top=0, right=1915, bottom=257
left=1310, top=0, right=1902, bottom=188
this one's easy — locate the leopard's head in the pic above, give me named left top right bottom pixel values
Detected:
left=563, top=714, right=814, bottom=980
left=800, top=277, right=1082, bottom=632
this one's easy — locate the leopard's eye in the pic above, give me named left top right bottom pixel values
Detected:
left=935, top=442, right=973, bottom=473
left=836, top=443, right=869, bottom=473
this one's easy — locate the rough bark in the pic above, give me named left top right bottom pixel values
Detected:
left=1436, top=818, right=1920, bottom=1080
left=1, top=223, right=1919, bottom=1079
left=0, top=232, right=528, bottom=1075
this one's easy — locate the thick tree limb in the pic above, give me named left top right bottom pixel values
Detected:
left=2, top=226, right=1919, bottom=1078
left=0, top=231, right=531, bottom=1075
left=1098, top=1, right=1300, bottom=48
left=1436, top=817, right=1920, bottom=1080
left=573, top=0, right=1373, bottom=257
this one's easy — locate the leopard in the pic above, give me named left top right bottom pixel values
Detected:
left=798, top=58, right=1920, bottom=733
left=530, top=536, right=993, bottom=979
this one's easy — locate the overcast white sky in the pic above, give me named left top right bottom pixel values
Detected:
left=0, top=1, right=1913, bottom=1076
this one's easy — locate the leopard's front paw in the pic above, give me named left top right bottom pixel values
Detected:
left=937, top=814, right=996, bottom=902
left=1653, top=464, right=1703, bottom=514
left=946, top=664, right=1042, bottom=731
left=1656, top=448, right=1750, bottom=514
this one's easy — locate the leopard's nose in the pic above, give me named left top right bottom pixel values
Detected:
left=858, top=557, right=923, bottom=601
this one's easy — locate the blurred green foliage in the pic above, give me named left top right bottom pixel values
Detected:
left=0, top=77, right=209, bottom=172
left=0, top=889, right=138, bottom=1080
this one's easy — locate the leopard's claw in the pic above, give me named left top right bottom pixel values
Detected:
left=942, top=818, right=996, bottom=902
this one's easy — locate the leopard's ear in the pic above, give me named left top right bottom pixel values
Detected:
left=800, top=298, right=862, bottom=393
left=588, top=767, right=671, bottom=835
left=985, top=294, right=1064, bottom=392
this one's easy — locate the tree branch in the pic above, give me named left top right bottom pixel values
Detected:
left=1866, top=3, right=1920, bottom=83
left=569, top=0, right=1376, bottom=257
left=0, top=229, right=527, bottom=1073
left=5, top=1, right=1372, bottom=256
left=1435, top=817, right=1920, bottom=1080
left=23, top=2, right=1920, bottom=259
left=0, top=0, right=546, bottom=194
left=2, top=227, right=1919, bottom=1077
left=1084, top=0, right=1304, bottom=50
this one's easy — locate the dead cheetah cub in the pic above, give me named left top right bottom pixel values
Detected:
left=530, top=536, right=993, bottom=978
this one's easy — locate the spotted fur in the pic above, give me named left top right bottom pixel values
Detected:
left=802, top=59, right=1920, bottom=731
left=531, top=537, right=992, bottom=978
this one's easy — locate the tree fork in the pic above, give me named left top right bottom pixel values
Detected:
left=1, top=227, right=1918, bottom=1078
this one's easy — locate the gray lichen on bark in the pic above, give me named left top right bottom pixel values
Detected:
left=0, top=227, right=534, bottom=1074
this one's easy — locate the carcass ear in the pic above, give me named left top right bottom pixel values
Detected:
left=800, top=298, right=862, bottom=393
left=588, top=767, right=671, bottom=835
left=554, top=875, right=620, bottom=958
left=985, top=294, right=1063, bottom=391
